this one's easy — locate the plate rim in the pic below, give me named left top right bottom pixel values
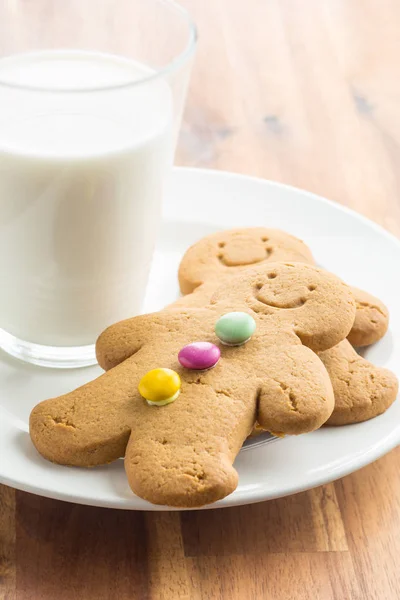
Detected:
left=0, top=426, right=399, bottom=511
left=172, top=166, right=400, bottom=249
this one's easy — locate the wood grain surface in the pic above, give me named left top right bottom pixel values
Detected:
left=1, top=0, right=400, bottom=598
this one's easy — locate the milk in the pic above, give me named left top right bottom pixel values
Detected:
left=0, top=51, right=173, bottom=347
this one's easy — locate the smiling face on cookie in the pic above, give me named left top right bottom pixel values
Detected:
left=210, top=262, right=356, bottom=352
left=215, top=234, right=272, bottom=266
left=178, top=228, right=315, bottom=294
left=253, top=265, right=318, bottom=310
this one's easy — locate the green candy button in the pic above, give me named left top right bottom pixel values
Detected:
left=215, top=312, right=256, bottom=346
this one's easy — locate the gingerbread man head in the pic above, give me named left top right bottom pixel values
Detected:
left=178, top=227, right=314, bottom=294
left=30, top=262, right=355, bottom=508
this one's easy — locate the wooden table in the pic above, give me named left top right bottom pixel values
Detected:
left=1, top=1, right=400, bottom=598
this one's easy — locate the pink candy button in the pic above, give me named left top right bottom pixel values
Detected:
left=178, top=342, right=221, bottom=370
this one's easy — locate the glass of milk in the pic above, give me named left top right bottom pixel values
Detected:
left=0, top=0, right=196, bottom=368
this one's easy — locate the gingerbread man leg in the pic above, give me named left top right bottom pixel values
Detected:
left=319, top=340, right=398, bottom=424
left=257, top=345, right=334, bottom=435
left=124, top=376, right=256, bottom=507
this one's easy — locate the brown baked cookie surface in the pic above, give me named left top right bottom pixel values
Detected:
left=319, top=340, right=398, bottom=425
left=31, top=262, right=355, bottom=508
left=347, top=287, right=389, bottom=347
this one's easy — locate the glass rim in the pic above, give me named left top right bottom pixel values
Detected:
left=0, top=0, right=197, bottom=94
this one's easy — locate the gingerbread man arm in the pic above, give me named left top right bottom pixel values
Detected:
left=30, top=356, right=140, bottom=466
left=347, top=287, right=389, bottom=347
left=96, top=313, right=164, bottom=371
left=31, top=314, right=173, bottom=465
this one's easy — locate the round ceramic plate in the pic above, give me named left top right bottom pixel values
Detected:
left=1, top=167, right=399, bottom=510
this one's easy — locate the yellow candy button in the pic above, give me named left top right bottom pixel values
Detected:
left=138, top=368, right=181, bottom=406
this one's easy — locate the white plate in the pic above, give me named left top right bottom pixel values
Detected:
left=1, top=167, right=399, bottom=511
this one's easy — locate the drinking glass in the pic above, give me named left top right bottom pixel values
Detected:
left=0, top=0, right=196, bottom=368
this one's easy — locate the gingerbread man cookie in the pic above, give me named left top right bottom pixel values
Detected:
left=30, top=262, right=355, bottom=507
